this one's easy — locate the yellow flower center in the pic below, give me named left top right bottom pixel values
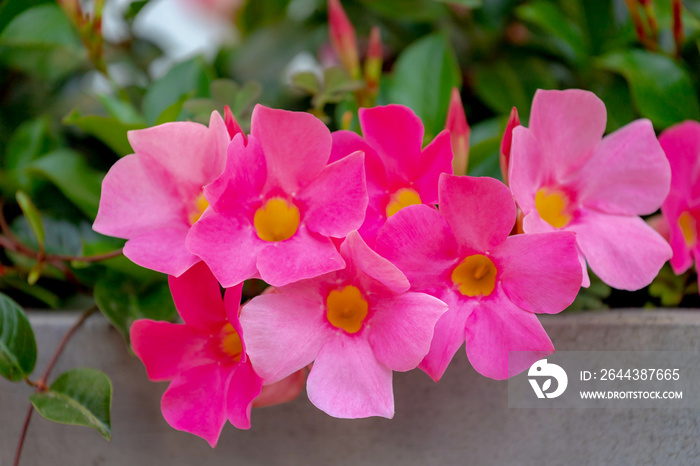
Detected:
left=679, top=211, right=697, bottom=247
left=386, top=188, right=422, bottom=218
left=219, top=323, right=243, bottom=361
left=326, top=285, right=369, bottom=334
left=188, top=192, right=209, bottom=225
left=254, top=198, right=300, bottom=242
left=535, top=188, right=572, bottom=228
left=451, top=254, right=497, bottom=297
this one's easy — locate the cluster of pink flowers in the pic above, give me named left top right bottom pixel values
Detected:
left=94, top=89, right=672, bottom=446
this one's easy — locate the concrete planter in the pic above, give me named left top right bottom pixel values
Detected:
left=2, top=311, right=700, bottom=465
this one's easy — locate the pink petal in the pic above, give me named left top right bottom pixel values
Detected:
left=256, top=225, right=345, bottom=287
left=128, top=111, right=228, bottom=195
left=374, top=204, right=458, bottom=292
left=298, top=151, right=368, bottom=238
left=667, top=208, right=695, bottom=274
left=161, top=364, right=228, bottom=447
left=465, top=288, right=554, bottom=380
left=359, top=105, right=423, bottom=179
left=123, top=227, right=199, bottom=276
left=438, top=174, right=516, bottom=252
left=528, top=89, right=606, bottom=179
left=509, top=126, right=547, bottom=214
left=419, top=292, right=476, bottom=382
left=186, top=211, right=264, bottom=288
left=659, top=121, right=700, bottom=199
left=307, top=335, right=394, bottom=419
left=368, top=292, right=447, bottom=372
left=168, top=261, right=227, bottom=331
left=251, top=105, right=331, bottom=193
left=204, top=134, right=267, bottom=216
left=240, top=292, right=331, bottom=384
left=130, top=320, right=212, bottom=381
left=226, top=360, right=263, bottom=430
left=93, top=154, right=185, bottom=239
left=340, top=230, right=409, bottom=294
left=413, top=130, right=454, bottom=204
left=570, top=209, right=672, bottom=290
left=492, top=231, right=581, bottom=314
left=573, top=119, right=670, bottom=216
left=253, top=369, right=307, bottom=408
left=223, top=285, right=243, bottom=335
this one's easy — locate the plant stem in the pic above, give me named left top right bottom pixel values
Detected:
left=12, top=306, right=98, bottom=466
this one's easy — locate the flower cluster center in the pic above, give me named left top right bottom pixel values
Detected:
left=326, top=285, right=369, bottom=334
left=452, top=254, right=497, bottom=297
left=386, top=188, right=422, bottom=218
left=188, top=192, right=210, bottom=225
left=254, top=198, right=300, bottom=242
left=679, top=211, right=697, bottom=247
left=219, top=323, right=243, bottom=361
left=535, top=188, right=571, bottom=228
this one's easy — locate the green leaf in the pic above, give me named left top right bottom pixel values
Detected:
left=0, top=4, right=86, bottom=80
left=3, top=117, right=54, bottom=192
left=30, top=368, right=112, bottom=440
left=142, top=57, right=212, bottom=124
left=94, top=272, right=177, bottom=345
left=63, top=109, right=144, bottom=157
left=15, top=191, right=45, bottom=249
left=596, top=50, right=700, bottom=128
left=0, top=292, right=37, bottom=381
left=97, top=94, right=145, bottom=125
left=467, top=116, right=507, bottom=179
left=387, top=33, right=462, bottom=140
left=28, top=149, right=104, bottom=219
left=433, top=0, right=482, bottom=6
left=154, top=92, right=193, bottom=125
left=515, top=0, right=588, bottom=64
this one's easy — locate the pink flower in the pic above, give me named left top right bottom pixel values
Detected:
left=93, top=112, right=231, bottom=276
left=659, top=121, right=700, bottom=276
left=187, top=105, right=368, bottom=287
left=239, top=231, right=447, bottom=419
left=130, top=262, right=262, bottom=447
left=374, top=174, right=582, bottom=381
left=330, top=104, right=454, bottom=245
left=445, top=87, right=470, bottom=176
left=509, top=89, right=672, bottom=290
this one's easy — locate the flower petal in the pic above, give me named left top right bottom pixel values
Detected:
left=375, top=204, right=458, bottom=292
left=307, top=335, right=394, bottom=419
left=659, top=121, right=700, bottom=199
left=419, top=292, right=476, bottom=382
left=493, top=231, right=581, bottom=314
left=240, top=292, right=330, bottom=384
left=253, top=369, right=307, bottom=408
left=465, top=288, right=554, bottom=380
left=368, top=292, right=447, bottom=372
left=130, top=320, right=211, bottom=381
left=161, top=364, right=227, bottom=447
left=298, top=151, right=368, bottom=238
left=359, top=104, right=423, bottom=179
left=127, top=112, right=228, bottom=195
left=570, top=209, right=672, bottom=290
left=439, top=174, right=515, bottom=252
left=413, top=130, right=454, bottom=204
left=124, top=227, right=199, bottom=276
left=204, top=134, right=267, bottom=215
left=226, top=360, right=263, bottom=430
left=93, top=154, right=185, bottom=239
left=573, top=119, right=670, bottom=216
left=528, top=89, right=606, bottom=179
left=256, top=226, right=345, bottom=287
left=168, top=261, right=227, bottom=331
left=509, top=126, right=547, bottom=215
left=340, top=230, right=409, bottom=294
left=186, top=211, right=264, bottom=287
left=251, top=105, right=331, bottom=193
